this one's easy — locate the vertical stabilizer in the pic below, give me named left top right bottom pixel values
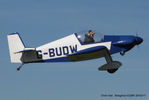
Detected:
left=7, top=33, right=25, bottom=63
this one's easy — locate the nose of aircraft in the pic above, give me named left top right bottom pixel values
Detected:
left=135, top=36, right=143, bottom=45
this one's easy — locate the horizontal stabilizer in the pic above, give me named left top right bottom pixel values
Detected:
left=98, top=61, right=122, bottom=70
left=15, top=48, right=36, bottom=53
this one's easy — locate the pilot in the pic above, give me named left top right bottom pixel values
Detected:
left=84, top=30, right=95, bottom=44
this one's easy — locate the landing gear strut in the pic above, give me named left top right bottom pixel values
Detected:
left=17, top=63, right=24, bottom=71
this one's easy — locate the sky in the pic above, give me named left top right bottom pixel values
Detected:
left=0, top=0, right=149, bottom=100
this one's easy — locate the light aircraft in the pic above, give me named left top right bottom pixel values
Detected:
left=7, top=30, right=143, bottom=73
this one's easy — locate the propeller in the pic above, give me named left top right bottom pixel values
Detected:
left=136, top=32, right=139, bottom=50
left=135, top=32, right=143, bottom=50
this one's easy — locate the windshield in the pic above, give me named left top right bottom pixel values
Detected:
left=75, top=30, right=104, bottom=44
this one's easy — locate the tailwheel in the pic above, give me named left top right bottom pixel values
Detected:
left=17, top=67, right=21, bottom=71
left=17, top=63, right=24, bottom=71
left=107, top=68, right=118, bottom=74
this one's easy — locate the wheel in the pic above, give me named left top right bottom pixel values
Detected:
left=17, top=67, right=21, bottom=71
left=120, top=51, right=125, bottom=56
left=107, top=68, right=118, bottom=74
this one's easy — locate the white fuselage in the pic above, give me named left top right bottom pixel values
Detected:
left=36, top=34, right=111, bottom=62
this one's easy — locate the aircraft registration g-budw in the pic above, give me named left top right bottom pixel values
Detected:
left=7, top=30, right=143, bottom=74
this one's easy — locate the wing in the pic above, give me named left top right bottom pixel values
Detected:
left=67, top=45, right=122, bottom=74
left=67, top=46, right=107, bottom=61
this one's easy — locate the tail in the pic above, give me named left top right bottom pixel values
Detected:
left=7, top=32, right=25, bottom=63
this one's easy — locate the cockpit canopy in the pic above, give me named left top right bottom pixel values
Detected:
left=75, top=30, right=104, bottom=44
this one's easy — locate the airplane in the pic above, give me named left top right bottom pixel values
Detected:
left=7, top=30, right=143, bottom=74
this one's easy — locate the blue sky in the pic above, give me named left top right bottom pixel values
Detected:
left=0, top=0, right=149, bottom=100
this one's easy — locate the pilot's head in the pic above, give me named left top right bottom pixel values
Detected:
left=88, top=30, right=94, bottom=37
